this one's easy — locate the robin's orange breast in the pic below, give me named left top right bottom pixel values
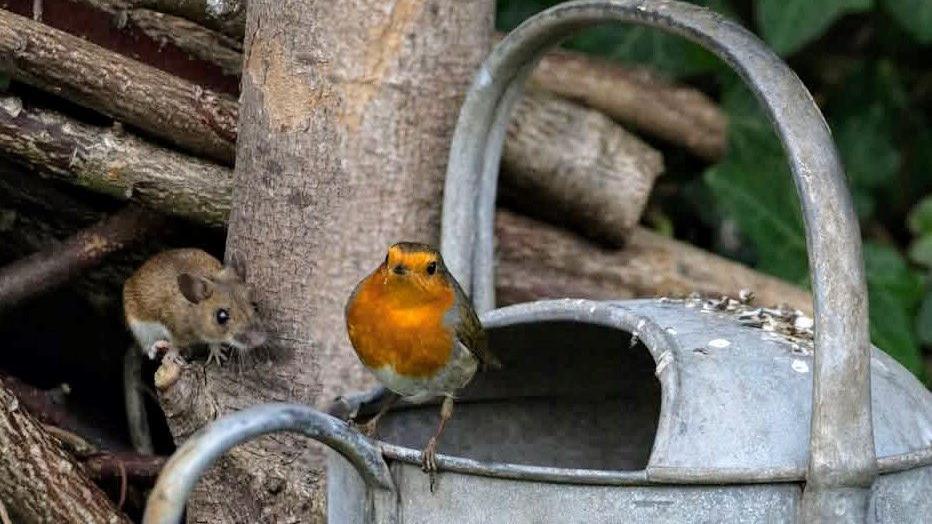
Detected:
left=346, top=274, right=456, bottom=378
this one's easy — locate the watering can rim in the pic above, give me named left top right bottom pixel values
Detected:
left=439, top=0, right=875, bottom=517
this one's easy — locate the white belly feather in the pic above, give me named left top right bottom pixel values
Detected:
left=371, top=340, right=478, bottom=402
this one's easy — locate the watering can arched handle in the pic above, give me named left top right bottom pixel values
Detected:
left=440, top=0, right=875, bottom=520
left=142, top=403, right=393, bottom=524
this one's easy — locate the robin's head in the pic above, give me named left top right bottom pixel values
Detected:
left=379, top=242, right=450, bottom=303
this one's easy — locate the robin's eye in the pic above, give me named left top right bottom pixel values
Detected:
left=392, top=265, right=405, bottom=275
left=426, top=261, right=437, bottom=275
left=216, top=309, right=230, bottom=325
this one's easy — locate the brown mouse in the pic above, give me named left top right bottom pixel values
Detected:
left=123, top=248, right=267, bottom=364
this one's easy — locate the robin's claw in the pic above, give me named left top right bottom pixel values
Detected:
left=420, top=437, right=439, bottom=492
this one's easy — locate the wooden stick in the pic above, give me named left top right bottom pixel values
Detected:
left=126, top=8, right=243, bottom=75
left=129, top=0, right=246, bottom=39
left=0, top=96, right=233, bottom=226
left=0, top=379, right=131, bottom=523
left=0, top=8, right=237, bottom=163
left=83, top=452, right=168, bottom=482
left=495, top=209, right=812, bottom=314
left=0, top=206, right=164, bottom=308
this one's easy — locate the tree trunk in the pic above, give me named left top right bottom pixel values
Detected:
left=155, top=1, right=494, bottom=522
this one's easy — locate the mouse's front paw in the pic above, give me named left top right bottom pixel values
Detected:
left=147, top=340, right=173, bottom=359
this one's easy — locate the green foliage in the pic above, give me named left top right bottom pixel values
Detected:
left=755, top=0, right=873, bottom=55
left=703, top=83, right=808, bottom=284
left=0, top=73, right=8, bottom=91
left=882, top=0, right=932, bottom=43
left=864, top=243, right=924, bottom=376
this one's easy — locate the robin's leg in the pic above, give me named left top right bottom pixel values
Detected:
left=354, top=392, right=400, bottom=437
left=421, top=395, right=454, bottom=492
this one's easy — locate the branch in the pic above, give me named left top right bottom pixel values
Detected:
left=83, top=452, right=168, bottom=482
left=0, top=206, right=164, bottom=309
left=495, top=210, right=812, bottom=314
left=0, top=96, right=233, bottom=227
left=128, top=0, right=246, bottom=40
left=0, top=8, right=237, bottom=163
left=126, top=8, right=243, bottom=76
left=0, top=378, right=131, bottom=523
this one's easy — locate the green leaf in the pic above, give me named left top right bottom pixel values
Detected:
left=703, top=83, right=808, bottom=283
left=863, top=243, right=924, bottom=376
left=907, top=196, right=932, bottom=236
left=755, top=0, right=873, bottom=55
left=908, top=234, right=932, bottom=267
left=916, top=291, right=932, bottom=345
left=832, top=103, right=901, bottom=221
left=0, top=73, right=8, bottom=91
left=882, top=0, right=932, bottom=43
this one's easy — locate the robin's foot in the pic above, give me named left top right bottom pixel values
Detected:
left=420, top=437, right=439, bottom=492
left=206, top=344, right=228, bottom=367
left=146, top=340, right=173, bottom=360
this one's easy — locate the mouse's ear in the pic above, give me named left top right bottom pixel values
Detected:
left=178, top=273, right=214, bottom=304
left=227, top=251, right=247, bottom=280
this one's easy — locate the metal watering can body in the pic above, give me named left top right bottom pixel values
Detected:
left=144, top=2, right=932, bottom=523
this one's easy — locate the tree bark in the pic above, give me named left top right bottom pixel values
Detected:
left=0, top=9, right=238, bottom=163
left=148, top=1, right=496, bottom=522
left=0, top=378, right=130, bottom=524
left=495, top=210, right=812, bottom=314
left=503, top=89, right=663, bottom=245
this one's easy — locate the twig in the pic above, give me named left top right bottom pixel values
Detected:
left=0, top=206, right=165, bottom=309
left=83, top=452, right=167, bottom=482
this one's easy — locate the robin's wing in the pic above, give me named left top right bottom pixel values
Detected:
left=450, top=277, right=502, bottom=370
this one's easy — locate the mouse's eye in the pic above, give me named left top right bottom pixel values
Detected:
left=392, top=265, right=405, bottom=275
left=425, top=261, right=437, bottom=275
left=216, top=309, right=230, bottom=325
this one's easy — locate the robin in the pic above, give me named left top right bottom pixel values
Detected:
left=345, top=242, right=501, bottom=489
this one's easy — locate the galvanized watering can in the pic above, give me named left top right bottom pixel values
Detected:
left=144, top=1, right=932, bottom=522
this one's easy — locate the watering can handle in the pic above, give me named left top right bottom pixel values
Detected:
left=440, top=0, right=875, bottom=520
left=142, top=403, right=393, bottom=524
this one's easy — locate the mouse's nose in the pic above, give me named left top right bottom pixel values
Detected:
left=236, top=326, right=268, bottom=349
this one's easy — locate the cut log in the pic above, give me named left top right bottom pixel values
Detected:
left=0, top=96, right=233, bottom=227
left=495, top=209, right=812, bottom=314
left=525, top=44, right=727, bottom=161
left=0, top=378, right=131, bottom=523
left=504, top=90, right=663, bottom=245
left=0, top=9, right=237, bottom=163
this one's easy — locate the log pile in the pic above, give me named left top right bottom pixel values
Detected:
left=0, top=1, right=809, bottom=521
